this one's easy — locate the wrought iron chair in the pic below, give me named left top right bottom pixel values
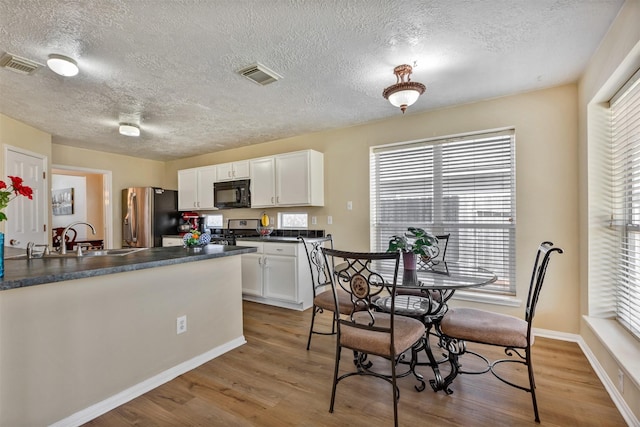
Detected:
left=321, top=248, right=426, bottom=427
left=52, top=226, right=76, bottom=250
left=299, top=235, right=353, bottom=350
left=416, top=233, right=450, bottom=270
left=437, top=241, right=563, bottom=422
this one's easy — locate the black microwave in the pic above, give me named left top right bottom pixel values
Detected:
left=214, top=179, right=251, bottom=209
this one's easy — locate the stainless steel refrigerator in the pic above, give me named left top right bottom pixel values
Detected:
left=122, top=187, right=179, bottom=248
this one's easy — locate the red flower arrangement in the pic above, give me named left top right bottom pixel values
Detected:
left=0, top=176, right=34, bottom=222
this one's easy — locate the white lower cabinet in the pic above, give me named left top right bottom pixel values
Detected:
left=236, top=240, right=313, bottom=311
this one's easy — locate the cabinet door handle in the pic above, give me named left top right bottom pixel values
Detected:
left=271, top=196, right=274, bottom=203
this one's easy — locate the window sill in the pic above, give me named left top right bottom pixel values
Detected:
left=584, top=316, right=640, bottom=390
left=452, top=290, right=521, bottom=307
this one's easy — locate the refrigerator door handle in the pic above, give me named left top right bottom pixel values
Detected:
left=130, top=192, right=138, bottom=242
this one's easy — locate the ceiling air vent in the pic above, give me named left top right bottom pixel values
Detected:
left=238, top=63, right=282, bottom=86
left=0, top=53, right=41, bottom=75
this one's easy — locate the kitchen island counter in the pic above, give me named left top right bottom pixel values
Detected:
left=0, top=244, right=254, bottom=426
left=1, top=244, right=256, bottom=291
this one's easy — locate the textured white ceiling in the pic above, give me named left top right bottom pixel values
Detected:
left=0, top=0, right=625, bottom=161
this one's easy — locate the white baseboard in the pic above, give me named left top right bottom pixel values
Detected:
left=533, top=328, right=639, bottom=427
left=242, top=295, right=309, bottom=311
left=49, top=336, right=247, bottom=427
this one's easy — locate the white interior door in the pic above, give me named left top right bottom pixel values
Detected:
left=4, top=147, right=48, bottom=248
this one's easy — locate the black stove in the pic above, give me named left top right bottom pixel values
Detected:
left=207, top=218, right=261, bottom=245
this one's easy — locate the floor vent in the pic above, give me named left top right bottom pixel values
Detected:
left=238, top=63, right=282, bottom=86
left=0, top=53, right=41, bottom=75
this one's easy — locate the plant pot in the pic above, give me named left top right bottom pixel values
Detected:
left=402, top=251, right=417, bottom=270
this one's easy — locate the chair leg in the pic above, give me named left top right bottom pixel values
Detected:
left=391, top=355, right=399, bottom=427
left=306, top=305, right=318, bottom=350
left=410, top=342, right=426, bottom=392
left=527, top=349, right=540, bottom=422
left=330, top=345, right=341, bottom=413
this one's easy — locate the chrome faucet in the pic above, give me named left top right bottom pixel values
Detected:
left=60, top=221, right=96, bottom=255
left=26, top=242, right=50, bottom=259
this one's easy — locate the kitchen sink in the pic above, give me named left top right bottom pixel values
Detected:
left=81, top=248, right=148, bottom=256
left=8, top=247, right=148, bottom=259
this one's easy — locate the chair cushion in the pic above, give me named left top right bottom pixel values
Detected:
left=340, top=312, right=425, bottom=358
left=314, top=289, right=354, bottom=315
left=440, top=307, right=532, bottom=348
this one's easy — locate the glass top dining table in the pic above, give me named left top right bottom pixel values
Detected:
left=363, top=260, right=497, bottom=393
left=397, top=261, right=497, bottom=290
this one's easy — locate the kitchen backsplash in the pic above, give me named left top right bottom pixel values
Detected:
left=271, top=229, right=325, bottom=238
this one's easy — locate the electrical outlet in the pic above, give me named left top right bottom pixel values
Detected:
left=311, top=216, right=317, bottom=225
left=327, top=215, right=333, bottom=225
left=177, top=315, right=187, bottom=334
left=618, top=369, right=624, bottom=392
left=347, top=201, right=353, bottom=210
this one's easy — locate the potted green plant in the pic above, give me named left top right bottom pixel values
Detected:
left=387, top=227, right=439, bottom=270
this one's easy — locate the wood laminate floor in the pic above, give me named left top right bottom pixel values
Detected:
left=85, top=301, right=626, bottom=426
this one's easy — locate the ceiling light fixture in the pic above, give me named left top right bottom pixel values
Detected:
left=119, top=123, right=140, bottom=137
left=382, top=64, right=426, bottom=114
left=46, top=54, right=79, bottom=77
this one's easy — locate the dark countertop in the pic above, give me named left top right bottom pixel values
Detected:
left=1, top=244, right=257, bottom=291
left=236, top=236, right=326, bottom=243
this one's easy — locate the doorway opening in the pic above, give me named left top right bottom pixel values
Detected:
left=51, top=165, right=113, bottom=249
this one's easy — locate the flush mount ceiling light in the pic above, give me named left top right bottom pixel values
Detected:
left=382, top=64, right=426, bottom=114
left=119, top=123, right=140, bottom=137
left=46, top=54, right=79, bottom=77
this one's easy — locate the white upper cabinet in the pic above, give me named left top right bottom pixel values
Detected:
left=250, top=150, right=324, bottom=208
left=276, top=150, right=324, bottom=206
left=215, top=160, right=250, bottom=181
left=177, top=165, right=217, bottom=210
left=178, top=150, right=323, bottom=210
left=250, top=157, right=276, bottom=207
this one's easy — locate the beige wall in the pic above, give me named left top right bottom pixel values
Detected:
left=86, top=174, right=105, bottom=239
left=0, top=114, right=52, bottom=233
left=166, top=84, right=580, bottom=333
left=578, top=0, right=640, bottom=420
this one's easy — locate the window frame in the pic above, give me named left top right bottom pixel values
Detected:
left=370, top=128, right=516, bottom=295
left=610, top=67, right=640, bottom=340
left=278, top=212, right=308, bottom=229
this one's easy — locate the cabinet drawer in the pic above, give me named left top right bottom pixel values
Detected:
left=264, top=243, right=297, bottom=256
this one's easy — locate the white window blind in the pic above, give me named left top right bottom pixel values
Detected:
left=370, top=129, right=516, bottom=294
left=611, top=67, right=640, bottom=340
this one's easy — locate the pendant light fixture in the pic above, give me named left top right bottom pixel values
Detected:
left=47, top=54, right=79, bottom=77
left=382, top=64, right=426, bottom=113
